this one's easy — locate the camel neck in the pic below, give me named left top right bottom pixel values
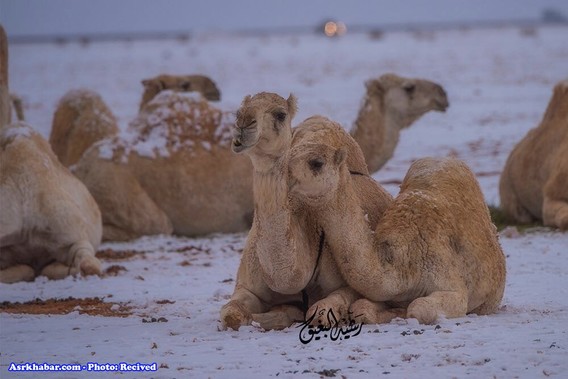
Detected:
left=352, top=96, right=401, bottom=172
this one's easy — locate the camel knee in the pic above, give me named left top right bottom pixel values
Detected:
left=0, top=264, right=35, bottom=283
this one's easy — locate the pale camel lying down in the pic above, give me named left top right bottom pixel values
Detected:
left=499, top=79, right=568, bottom=230
left=0, top=123, right=102, bottom=283
left=73, top=90, right=253, bottom=241
left=50, top=89, right=119, bottom=167
left=220, top=92, right=394, bottom=330
left=289, top=151, right=506, bottom=325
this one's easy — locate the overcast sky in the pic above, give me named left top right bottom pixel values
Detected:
left=1, top=0, right=567, bottom=38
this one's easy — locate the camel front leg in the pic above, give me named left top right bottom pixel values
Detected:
left=407, top=290, right=468, bottom=325
left=306, top=286, right=360, bottom=327
left=349, top=298, right=406, bottom=325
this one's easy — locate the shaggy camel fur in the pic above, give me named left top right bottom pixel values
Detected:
left=289, top=153, right=506, bottom=325
left=73, top=90, right=252, bottom=241
left=1, top=24, right=9, bottom=127
left=139, top=74, right=221, bottom=111
left=0, top=123, right=102, bottom=283
left=220, top=92, right=393, bottom=330
left=351, top=73, right=449, bottom=172
left=50, top=89, right=119, bottom=167
left=500, top=80, right=568, bottom=230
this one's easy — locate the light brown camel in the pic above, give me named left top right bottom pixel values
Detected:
left=351, top=73, right=449, bottom=172
left=499, top=79, right=568, bottom=230
left=1, top=24, right=9, bottom=127
left=288, top=152, right=506, bottom=325
left=50, top=89, right=119, bottom=167
left=220, top=92, right=394, bottom=330
left=73, top=90, right=253, bottom=241
left=0, top=123, right=102, bottom=283
left=139, top=74, right=221, bottom=111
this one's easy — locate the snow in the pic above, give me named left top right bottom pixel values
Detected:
left=2, top=25, right=568, bottom=378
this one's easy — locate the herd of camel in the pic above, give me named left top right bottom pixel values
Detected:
left=1, top=25, right=567, bottom=329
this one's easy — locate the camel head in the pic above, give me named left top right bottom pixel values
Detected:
left=140, top=74, right=221, bottom=110
left=366, top=73, right=449, bottom=129
left=288, top=141, right=347, bottom=207
left=233, top=92, right=297, bottom=158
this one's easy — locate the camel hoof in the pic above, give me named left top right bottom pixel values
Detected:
left=80, top=256, right=102, bottom=276
left=220, top=301, right=252, bottom=331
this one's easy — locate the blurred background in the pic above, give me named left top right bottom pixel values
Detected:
left=1, top=0, right=567, bottom=42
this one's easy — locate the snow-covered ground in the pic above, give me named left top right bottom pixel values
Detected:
left=2, top=25, right=568, bottom=378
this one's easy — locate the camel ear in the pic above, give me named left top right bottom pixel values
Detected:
left=365, top=79, right=384, bottom=95
left=333, top=147, right=347, bottom=167
left=240, top=94, right=252, bottom=108
left=287, top=93, right=298, bottom=120
left=141, top=78, right=162, bottom=90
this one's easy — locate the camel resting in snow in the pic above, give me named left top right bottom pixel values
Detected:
left=288, top=150, right=506, bottom=325
left=220, top=92, right=394, bottom=330
left=499, top=79, right=568, bottom=230
left=351, top=73, right=448, bottom=172
left=0, top=123, right=102, bottom=283
left=139, top=74, right=221, bottom=111
left=50, top=89, right=119, bottom=167
left=73, top=90, right=252, bottom=241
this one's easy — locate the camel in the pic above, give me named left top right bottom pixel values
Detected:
left=0, top=123, right=103, bottom=283
left=499, top=79, right=568, bottom=230
left=350, top=73, right=449, bottom=172
left=1, top=24, right=9, bottom=127
left=220, top=92, right=394, bottom=330
left=73, top=90, right=253, bottom=241
left=50, top=89, right=119, bottom=167
left=139, top=74, right=221, bottom=111
left=288, top=151, right=506, bottom=325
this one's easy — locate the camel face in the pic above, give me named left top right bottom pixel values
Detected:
left=140, top=74, right=221, bottom=110
left=232, top=92, right=297, bottom=156
left=370, top=74, right=449, bottom=127
left=288, top=142, right=346, bottom=206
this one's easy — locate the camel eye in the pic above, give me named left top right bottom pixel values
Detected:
left=308, top=158, right=324, bottom=172
left=403, top=83, right=416, bottom=94
left=273, top=111, right=286, bottom=122
left=180, top=81, right=191, bottom=91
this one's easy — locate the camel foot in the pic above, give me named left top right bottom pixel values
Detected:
left=70, top=241, right=102, bottom=277
left=40, top=262, right=78, bottom=280
left=0, top=264, right=35, bottom=283
left=220, top=300, right=252, bottom=331
left=407, top=291, right=467, bottom=325
left=252, top=305, right=304, bottom=330
left=349, top=298, right=406, bottom=324
left=306, top=300, right=350, bottom=327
